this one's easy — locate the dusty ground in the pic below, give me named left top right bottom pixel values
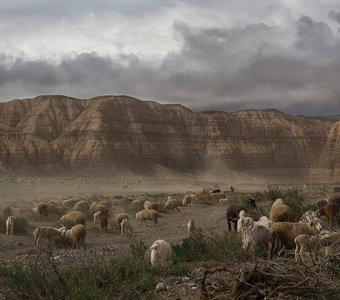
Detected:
left=0, top=176, right=337, bottom=298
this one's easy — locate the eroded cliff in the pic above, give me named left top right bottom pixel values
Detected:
left=0, top=95, right=335, bottom=181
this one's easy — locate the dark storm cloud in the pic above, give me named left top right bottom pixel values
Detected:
left=1, top=14, right=340, bottom=116
left=329, top=10, right=340, bottom=24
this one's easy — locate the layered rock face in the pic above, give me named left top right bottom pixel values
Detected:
left=0, top=95, right=335, bottom=181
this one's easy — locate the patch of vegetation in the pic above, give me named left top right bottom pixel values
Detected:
left=0, top=240, right=190, bottom=299
left=173, top=230, right=253, bottom=263
left=0, top=216, right=31, bottom=235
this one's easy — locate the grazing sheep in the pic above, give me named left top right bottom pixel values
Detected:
left=33, top=226, right=65, bottom=249
left=115, top=213, right=129, bottom=228
left=5, top=216, right=14, bottom=235
left=60, top=211, right=86, bottom=228
left=48, top=200, right=59, bottom=206
left=90, top=202, right=109, bottom=216
left=209, top=184, right=221, bottom=194
left=165, top=197, right=180, bottom=212
left=2, top=206, right=13, bottom=219
left=131, top=196, right=147, bottom=206
left=62, top=199, right=80, bottom=208
left=93, top=211, right=108, bottom=232
left=150, top=240, right=172, bottom=267
left=120, top=218, right=132, bottom=236
left=33, top=203, right=49, bottom=220
left=98, top=200, right=113, bottom=208
left=269, top=222, right=317, bottom=258
left=226, top=205, right=243, bottom=232
left=269, top=199, right=293, bottom=222
left=74, top=200, right=90, bottom=212
left=187, top=219, right=196, bottom=236
left=144, top=200, right=159, bottom=210
left=316, top=204, right=340, bottom=226
left=136, top=209, right=159, bottom=226
left=182, top=194, right=196, bottom=207
left=319, top=231, right=340, bottom=256
left=63, top=224, right=86, bottom=250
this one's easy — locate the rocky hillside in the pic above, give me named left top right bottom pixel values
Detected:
left=0, top=95, right=336, bottom=181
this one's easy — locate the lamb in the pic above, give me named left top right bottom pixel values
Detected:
left=33, top=226, right=65, bottom=249
left=93, top=211, right=108, bottom=232
left=60, top=211, right=86, bottom=228
left=165, top=197, right=180, bottom=212
left=187, top=219, right=196, bottom=236
left=294, top=231, right=340, bottom=263
left=294, top=234, right=323, bottom=263
left=269, top=221, right=318, bottom=258
left=5, top=216, right=14, bottom=235
left=269, top=199, right=293, bottom=222
left=62, top=224, right=86, bottom=250
left=32, top=202, right=50, bottom=220
left=316, top=204, right=339, bottom=226
left=115, top=213, right=129, bottom=228
left=2, top=206, right=13, bottom=219
left=136, top=209, right=159, bottom=226
left=144, top=200, right=159, bottom=210
left=120, top=218, right=132, bottom=236
left=150, top=240, right=172, bottom=267
left=182, top=194, right=196, bottom=207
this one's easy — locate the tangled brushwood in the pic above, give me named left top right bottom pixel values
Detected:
left=200, top=250, right=340, bottom=299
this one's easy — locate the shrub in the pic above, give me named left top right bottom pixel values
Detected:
left=0, top=216, right=31, bottom=235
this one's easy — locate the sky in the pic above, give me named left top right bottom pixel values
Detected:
left=1, top=0, right=340, bottom=116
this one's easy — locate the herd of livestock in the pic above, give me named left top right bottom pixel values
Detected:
left=1, top=184, right=340, bottom=267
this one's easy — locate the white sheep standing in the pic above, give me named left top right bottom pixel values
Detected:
left=120, top=218, right=132, bottom=236
left=6, top=216, right=14, bottom=235
left=150, top=239, right=172, bottom=267
left=187, top=219, right=196, bottom=236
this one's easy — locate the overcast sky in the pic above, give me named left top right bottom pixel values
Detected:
left=1, top=0, right=340, bottom=116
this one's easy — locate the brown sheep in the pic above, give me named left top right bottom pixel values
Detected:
left=144, top=200, right=159, bottom=210
left=316, top=204, right=339, bottom=226
left=269, top=199, right=293, bottom=222
left=93, top=211, right=108, bottom=232
left=33, top=226, right=65, bottom=249
left=136, top=209, right=159, bottom=226
left=115, top=213, right=129, bottom=228
left=62, top=199, right=80, bottom=208
left=33, top=203, right=49, bottom=220
left=269, top=222, right=317, bottom=258
left=90, top=202, right=109, bottom=216
left=63, top=224, right=86, bottom=249
left=60, top=211, right=86, bottom=228
left=74, top=200, right=90, bottom=213
left=165, top=197, right=180, bottom=212
left=183, top=194, right=196, bottom=207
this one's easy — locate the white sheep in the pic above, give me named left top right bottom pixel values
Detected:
left=120, top=218, right=132, bottom=236
left=187, top=219, right=196, bottom=236
left=150, top=239, right=172, bottom=267
left=218, top=198, right=230, bottom=206
left=294, top=234, right=322, bottom=263
left=6, top=216, right=14, bottom=235
left=239, top=218, right=269, bottom=255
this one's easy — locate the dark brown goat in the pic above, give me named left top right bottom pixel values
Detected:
left=316, top=204, right=340, bottom=226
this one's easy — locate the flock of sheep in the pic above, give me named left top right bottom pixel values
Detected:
left=2, top=184, right=340, bottom=268
left=229, top=194, right=340, bottom=263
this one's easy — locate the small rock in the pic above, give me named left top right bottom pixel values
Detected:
left=156, top=283, right=166, bottom=292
